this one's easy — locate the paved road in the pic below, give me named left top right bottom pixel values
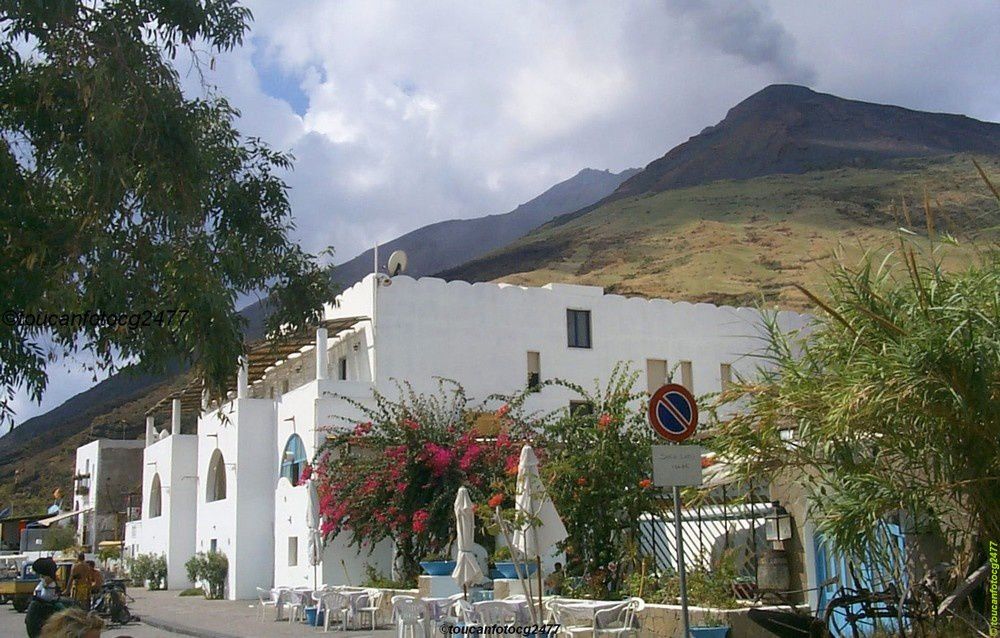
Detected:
left=0, top=602, right=177, bottom=637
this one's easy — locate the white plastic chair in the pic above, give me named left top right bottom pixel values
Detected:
left=594, top=598, right=645, bottom=637
left=316, top=590, right=351, bottom=632
left=256, top=587, right=279, bottom=621
left=278, top=588, right=306, bottom=623
left=545, top=600, right=594, bottom=637
left=475, top=600, right=519, bottom=627
left=355, top=588, right=384, bottom=631
left=391, top=595, right=425, bottom=638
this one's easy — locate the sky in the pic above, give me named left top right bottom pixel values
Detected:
left=10, top=0, right=1000, bottom=425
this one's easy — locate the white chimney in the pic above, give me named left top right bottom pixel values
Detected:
left=315, top=327, right=329, bottom=381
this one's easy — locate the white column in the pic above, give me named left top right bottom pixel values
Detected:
left=145, top=416, right=155, bottom=446
left=315, top=327, right=329, bottom=380
left=237, top=357, right=249, bottom=399
left=171, top=398, right=181, bottom=435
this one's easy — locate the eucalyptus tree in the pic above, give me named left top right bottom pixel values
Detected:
left=0, top=1, right=334, bottom=423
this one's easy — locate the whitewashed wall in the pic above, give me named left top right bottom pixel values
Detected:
left=140, top=434, right=198, bottom=590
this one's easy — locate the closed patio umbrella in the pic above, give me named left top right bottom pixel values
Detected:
left=306, top=476, right=323, bottom=588
left=512, top=445, right=567, bottom=615
left=451, top=486, right=484, bottom=597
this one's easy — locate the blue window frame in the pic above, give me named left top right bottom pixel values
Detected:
left=280, top=434, right=308, bottom=486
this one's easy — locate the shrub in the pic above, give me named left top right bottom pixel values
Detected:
left=363, top=564, right=415, bottom=590
left=185, top=551, right=228, bottom=599
left=128, top=553, right=167, bottom=590
left=97, top=545, right=122, bottom=563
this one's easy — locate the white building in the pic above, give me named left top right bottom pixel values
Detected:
left=124, top=275, right=809, bottom=599
left=72, top=439, right=145, bottom=552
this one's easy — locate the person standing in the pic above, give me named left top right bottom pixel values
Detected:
left=69, top=554, right=92, bottom=609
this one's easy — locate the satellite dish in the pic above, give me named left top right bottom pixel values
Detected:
left=387, top=250, right=408, bottom=276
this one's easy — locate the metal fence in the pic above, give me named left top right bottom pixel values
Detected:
left=638, top=483, right=770, bottom=584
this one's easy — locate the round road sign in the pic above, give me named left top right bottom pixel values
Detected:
left=648, top=383, right=698, bottom=442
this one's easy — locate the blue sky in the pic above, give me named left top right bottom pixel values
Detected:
left=10, top=0, right=1000, bottom=426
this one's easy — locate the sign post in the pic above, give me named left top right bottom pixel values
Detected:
left=648, top=384, right=701, bottom=638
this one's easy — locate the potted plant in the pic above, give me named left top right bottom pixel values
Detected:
left=419, top=551, right=456, bottom=576
left=689, top=611, right=730, bottom=638
left=491, top=545, right=536, bottom=579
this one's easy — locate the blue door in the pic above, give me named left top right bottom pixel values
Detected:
left=814, top=523, right=907, bottom=637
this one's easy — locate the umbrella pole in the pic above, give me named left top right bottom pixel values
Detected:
left=536, top=555, right=543, bottom=620
left=463, top=584, right=467, bottom=601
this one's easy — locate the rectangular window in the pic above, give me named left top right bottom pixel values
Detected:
left=288, top=537, right=298, bottom=567
left=527, top=352, right=541, bottom=389
left=646, top=359, right=668, bottom=393
left=210, top=538, right=217, bottom=553
left=569, top=401, right=594, bottom=416
left=338, top=357, right=348, bottom=381
left=680, top=361, right=693, bottom=392
left=566, top=310, right=592, bottom=348
left=720, top=363, right=733, bottom=391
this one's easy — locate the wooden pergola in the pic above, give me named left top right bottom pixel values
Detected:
left=145, top=316, right=367, bottom=419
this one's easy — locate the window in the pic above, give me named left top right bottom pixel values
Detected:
left=566, top=310, right=592, bottom=348
left=338, top=357, right=348, bottom=381
left=720, top=363, right=733, bottom=391
left=281, top=434, right=308, bottom=486
left=210, top=539, right=217, bottom=553
left=646, top=359, right=668, bottom=393
left=288, top=537, right=298, bottom=567
left=206, top=450, right=227, bottom=502
left=569, top=401, right=594, bottom=416
left=148, top=474, right=162, bottom=518
left=680, top=361, right=693, bottom=392
left=527, top=352, right=541, bottom=389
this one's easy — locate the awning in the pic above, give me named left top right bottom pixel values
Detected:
left=34, top=508, right=93, bottom=527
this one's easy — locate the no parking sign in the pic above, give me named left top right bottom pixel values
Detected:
left=648, top=383, right=698, bottom=442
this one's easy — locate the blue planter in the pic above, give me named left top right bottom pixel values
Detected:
left=304, top=607, right=325, bottom=626
left=420, top=560, right=457, bottom=576
left=690, top=627, right=729, bottom=638
left=494, top=562, right=538, bottom=579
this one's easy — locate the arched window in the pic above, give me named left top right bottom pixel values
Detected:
left=149, top=474, right=162, bottom=518
left=206, top=450, right=227, bottom=502
left=280, top=434, right=307, bottom=486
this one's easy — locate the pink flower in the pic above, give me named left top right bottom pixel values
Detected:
left=496, top=404, right=510, bottom=418
left=424, top=442, right=455, bottom=477
left=597, top=413, right=613, bottom=431
left=403, top=418, right=420, bottom=431
left=412, top=509, right=430, bottom=534
left=488, top=493, right=504, bottom=509
left=459, top=444, right=483, bottom=471
left=299, top=463, right=313, bottom=482
left=353, top=421, right=373, bottom=436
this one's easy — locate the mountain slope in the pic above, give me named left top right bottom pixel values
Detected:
left=614, top=84, right=1000, bottom=198
left=439, top=154, right=1000, bottom=309
left=329, top=168, right=637, bottom=286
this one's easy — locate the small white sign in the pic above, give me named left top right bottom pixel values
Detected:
left=652, top=445, right=703, bottom=487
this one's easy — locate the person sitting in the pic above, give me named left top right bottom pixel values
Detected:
left=86, top=560, right=103, bottom=607
left=544, top=562, right=565, bottom=595
left=25, top=557, right=68, bottom=638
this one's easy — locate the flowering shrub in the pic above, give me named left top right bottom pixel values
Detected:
left=502, top=365, right=659, bottom=596
left=314, top=380, right=526, bottom=581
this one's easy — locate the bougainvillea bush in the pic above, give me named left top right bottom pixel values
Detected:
left=314, top=380, right=527, bottom=582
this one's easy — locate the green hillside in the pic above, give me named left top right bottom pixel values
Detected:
left=440, top=155, right=1000, bottom=309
